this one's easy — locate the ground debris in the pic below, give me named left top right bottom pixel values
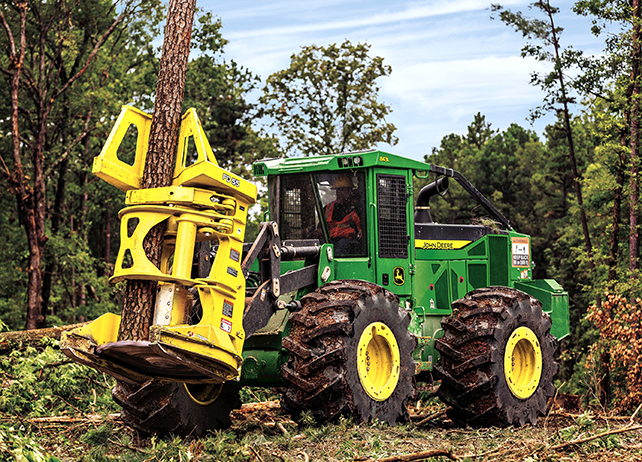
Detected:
left=231, top=399, right=298, bottom=433
left=4, top=397, right=642, bottom=461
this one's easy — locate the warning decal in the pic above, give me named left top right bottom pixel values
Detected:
left=220, top=318, right=232, bottom=333
left=229, top=248, right=240, bottom=262
left=222, top=300, right=234, bottom=318
left=511, top=237, right=530, bottom=267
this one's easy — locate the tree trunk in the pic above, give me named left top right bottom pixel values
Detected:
left=608, top=153, right=625, bottom=283
left=542, top=1, right=597, bottom=293
left=41, top=157, right=68, bottom=318
left=0, top=323, right=87, bottom=353
left=630, top=0, right=641, bottom=273
left=2, top=4, right=43, bottom=331
left=117, top=0, right=197, bottom=342
left=105, top=203, right=112, bottom=265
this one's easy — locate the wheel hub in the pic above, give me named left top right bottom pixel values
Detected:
left=184, top=383, right=224, bottom=405
left=357, top=322, right=401, bottom=401
left=504, top=326, right=542, bottom=399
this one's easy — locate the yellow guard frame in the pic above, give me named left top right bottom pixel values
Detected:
left=61, top=106, right=257, bottom=384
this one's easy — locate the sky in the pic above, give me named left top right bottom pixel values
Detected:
left=197, top=0, right=608, bottom=161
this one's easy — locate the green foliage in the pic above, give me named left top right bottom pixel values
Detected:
left=0, top=0, right=165, bottom=328
left=238, top=387, right=279, bottom=404
left=260, top=40, right=397, bottom=156
left=0, top=426, right=62, bottom=462
left=0, top=342, right=117, bottom=418
left=0, top=1, right=280, bottom=328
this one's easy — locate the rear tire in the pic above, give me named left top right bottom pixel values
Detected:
left=280, top=280, right=416, bottom=425
left=435, top=287, right=558, bottom=427
left=113, top=380, right=240, bottom=437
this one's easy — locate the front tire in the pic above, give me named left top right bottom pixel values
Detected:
left=435, top=287, right=557, bottom=427
left=280, top=280, right=416, bottom=425
left=112, top=379, right=241, bottom=437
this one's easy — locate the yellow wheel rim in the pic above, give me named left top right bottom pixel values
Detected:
left=504, top=326, right=542, bottom=399
left=184, top=383, right=223, bottom=405
left=357, top=322, right=401, bottom=401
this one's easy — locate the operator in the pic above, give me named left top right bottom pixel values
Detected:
left=325, top=176, right=362, bottom=254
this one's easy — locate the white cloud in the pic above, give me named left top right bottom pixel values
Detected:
left=198, top=0, right=606, bottom=159
left=221, top=0, right=526, bottom=39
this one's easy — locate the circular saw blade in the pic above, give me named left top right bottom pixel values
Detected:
left=96, top=340, right=212, bottom=381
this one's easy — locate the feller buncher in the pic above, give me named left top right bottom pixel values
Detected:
left=62, top=106, right=569, bottom=436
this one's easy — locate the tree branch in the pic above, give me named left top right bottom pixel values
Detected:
left=44, top=110, right=94, bottom=178
left=54, top=2, right=134, bottom=99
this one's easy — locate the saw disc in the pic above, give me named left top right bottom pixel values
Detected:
left=96, top=340, right=212, bottom=381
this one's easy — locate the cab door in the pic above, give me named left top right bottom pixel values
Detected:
left=373, top=171, right=413, bottom=299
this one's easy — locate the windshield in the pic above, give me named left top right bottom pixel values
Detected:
left=274, top=172, right=367, bottom=257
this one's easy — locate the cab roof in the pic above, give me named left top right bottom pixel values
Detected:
left=252, top=150, right=432, bottom=176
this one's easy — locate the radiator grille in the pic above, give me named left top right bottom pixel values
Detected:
left=377, top=174, right=408, bottom=258
left=488, top=235, right=509, bottom=286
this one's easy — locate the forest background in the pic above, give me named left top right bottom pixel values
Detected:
left=1, top=0, right=641, bottom=415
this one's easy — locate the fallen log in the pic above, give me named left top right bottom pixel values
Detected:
left=235, top=400, right=281, bottom=413
left=0, top=323, right=87, bottom=352
left=355, top=449, right=457, bottom=462
left=415, top=407, right=451, bottom=426
left=26, top=413, right=120, bottom=424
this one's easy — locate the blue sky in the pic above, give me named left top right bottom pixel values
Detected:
left=197, top=0, right=607, bottom=161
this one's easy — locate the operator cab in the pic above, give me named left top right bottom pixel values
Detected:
left=268, top=172, right=368, bottom=258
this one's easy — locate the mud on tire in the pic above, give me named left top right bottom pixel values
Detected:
left=280, top=280, right=417, bottom=425
left=113, top=380, right=240, bottom=437
left=435, top=287, right=558, bottom=427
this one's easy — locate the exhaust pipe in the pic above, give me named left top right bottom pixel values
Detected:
left=414, top=176, right=449, bottom=223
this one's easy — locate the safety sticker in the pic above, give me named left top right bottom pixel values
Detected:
left=187, top=331, right=208, bottom=342
left=222, top=300, right=234, bottom=318
left=227, top=266, right=238, bottom=277
left=511, top=237, right=530, bottom=267
left=230, top=248, right=240, bottom=262
left=220, top=318, right=232, bottom=333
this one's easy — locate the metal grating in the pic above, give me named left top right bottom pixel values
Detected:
left=281, top=187, right=303, bottom=239
left=488, top=235, right=509, bottom=286
left=377, top=174, right=408, bottom=258
left=279, top=174, right=320, bottom=241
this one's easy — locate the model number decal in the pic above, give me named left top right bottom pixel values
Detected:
left=222, top=173, right=240, bottom=187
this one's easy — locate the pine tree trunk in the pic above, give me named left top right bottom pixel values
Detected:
left=608, top=151, right=625, bottom=283
left=630, top=0, right=641, bottom=273
left=542, top=1, right=597, bottom=284
left=117, top=0, right=197, bottom=342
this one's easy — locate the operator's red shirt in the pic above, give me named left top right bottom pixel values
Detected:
left=325, top=201, right=361, bottom=239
